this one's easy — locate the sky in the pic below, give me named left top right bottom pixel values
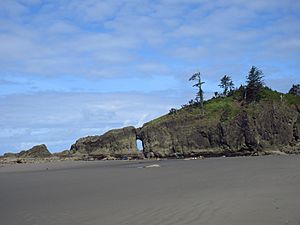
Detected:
left=0, top=0, right=299, bottom=154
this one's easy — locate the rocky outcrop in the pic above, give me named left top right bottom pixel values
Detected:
left=18, top=144, right=52, bottom=158
left=3, top=144, right=52, bottom=159
left=70, top=100, right=300, bottom=158
left=70, top=126, right=139, bottom=158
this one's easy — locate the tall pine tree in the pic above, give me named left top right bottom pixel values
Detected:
left=245, top=66, right=264, bottom=102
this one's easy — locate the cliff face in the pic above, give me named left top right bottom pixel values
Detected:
left=70, top=97, right=300, bottom=158
left=70, top=126, right=139, bottom=158
left=139, top=102, right=300, bottom=157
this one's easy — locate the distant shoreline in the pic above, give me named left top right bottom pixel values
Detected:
left=1, top=150, right=298, bottom=166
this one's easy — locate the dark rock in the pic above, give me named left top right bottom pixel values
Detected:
left=138, top=102, right=300, bottom=157
left=70, top=126, right=139, bottom=158
left=18, top=144, right=52, bottom=158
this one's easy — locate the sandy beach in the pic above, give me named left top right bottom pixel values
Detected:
left=1, top=155, right=300, bottom=225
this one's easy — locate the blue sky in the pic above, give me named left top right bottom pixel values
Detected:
left=0, top=0, right=299, bottom=154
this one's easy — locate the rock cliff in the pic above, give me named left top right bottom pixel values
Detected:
left=70, top=91, right=300, bottom=158
left=70, top=126, right=139, bottom=158
left=139, top=101, right=300, bottom=157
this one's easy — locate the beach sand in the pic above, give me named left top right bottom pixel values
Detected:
left=1, top=155, right=300, bottom=225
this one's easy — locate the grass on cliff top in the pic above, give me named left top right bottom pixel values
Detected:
left=260, top=87, right=300, bottom=105
left=145, top=87, right=300, bottom=127
left=145, top=96, right=240, bottom=126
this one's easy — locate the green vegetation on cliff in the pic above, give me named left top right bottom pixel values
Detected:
left=139, top=89, right=299, bottom=157
left=147, top=87, right=300, bottom=128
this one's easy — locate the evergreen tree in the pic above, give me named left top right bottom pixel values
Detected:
left=288, top=84, right=300, bottom=96
left=189, top=72, right=205, bottom=112
left=245, top=66, right=264, bottom=102
left=219, top=75, right=234, bottom=96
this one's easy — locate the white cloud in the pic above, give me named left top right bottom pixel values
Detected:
left=0, top=0, right=299, bottom=80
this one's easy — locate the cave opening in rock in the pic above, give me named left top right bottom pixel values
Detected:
left=136, top=139, right=144, bottom=151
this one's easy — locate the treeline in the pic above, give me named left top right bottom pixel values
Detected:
left=169, top=66, right=299, bottom=114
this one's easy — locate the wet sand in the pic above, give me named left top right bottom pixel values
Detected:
left=1, top=156, right=300, bottom=225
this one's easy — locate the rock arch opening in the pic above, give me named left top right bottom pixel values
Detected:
left=136, top=139, right=144, bottom=151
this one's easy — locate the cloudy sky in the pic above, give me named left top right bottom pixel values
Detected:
left=0, top=0, right=299, bottom=154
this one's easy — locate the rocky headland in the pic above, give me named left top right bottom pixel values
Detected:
left=1, top=88, right=300, bottom=163
left=70, top=88, right=300, bottom=159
